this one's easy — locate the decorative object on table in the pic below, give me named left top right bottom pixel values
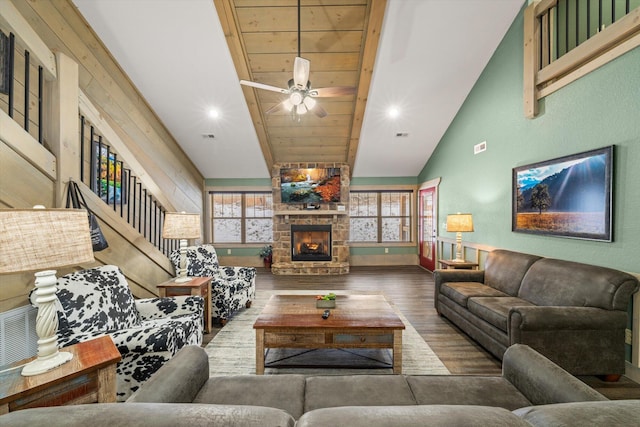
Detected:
left=169, top=244, right=256, bottom=325
left=66, top=180, right=109, bottom=251
left=446, top=213, right=474, bottom=262
left=258, top=244, right=273, bottom=269
left=0, top=207, right=94, bottom=376
left=512, top=145, right=613, bottom=241
left=315, top=293, right=336, bottom=308
left=162, top=212, right=201, bottom=283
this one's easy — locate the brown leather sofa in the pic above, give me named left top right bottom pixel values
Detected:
left=434, top=249, right=639, bottom=376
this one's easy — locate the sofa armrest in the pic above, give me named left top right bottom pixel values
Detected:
left=135, top=295, right=204, bottom=320
left=509, top=306, right=627, bottom=331
left=127, top=345, right=209, bottom=403
left=502, top=344, right=607, bottom=405
left=216, top=266, right=257, bottom=284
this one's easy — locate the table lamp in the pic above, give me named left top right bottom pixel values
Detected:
left=0, top=207, right=94, bottom=376
left=446, top=213, right=474, bottom=262
left=162, top=212, right=201, bottom=283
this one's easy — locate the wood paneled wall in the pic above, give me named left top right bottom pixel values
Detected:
left=0, top=0, right=205, bottom=312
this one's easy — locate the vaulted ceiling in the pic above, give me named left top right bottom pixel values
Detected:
left=215, top=0, right=384, bottom=170
left=73, top=0, right=524, bottom=179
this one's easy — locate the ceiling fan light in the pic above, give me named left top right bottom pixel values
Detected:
left=283, top=98, right=294, bottom=111
left=289, top=92, right=303, bottom=105
left=303, top=96, right=316, bottom=110
left=297, top=103, right=308, bottom=115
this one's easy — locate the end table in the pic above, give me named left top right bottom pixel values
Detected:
left=438, top=259, right=479, bottom=270
left=0, top=335, right=120, bottom=414
left=157, top=276, right=212, bottom=333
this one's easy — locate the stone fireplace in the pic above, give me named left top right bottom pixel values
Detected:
left=271, top=162, right=350, bottom=275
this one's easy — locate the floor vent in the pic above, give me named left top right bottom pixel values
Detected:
left=0, top=305, right=38, bottom=366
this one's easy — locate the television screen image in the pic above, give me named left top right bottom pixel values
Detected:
left=280, top=168, right=341, bottom=204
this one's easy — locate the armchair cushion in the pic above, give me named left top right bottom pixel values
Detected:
left=57, top=265, right=140, bottom=333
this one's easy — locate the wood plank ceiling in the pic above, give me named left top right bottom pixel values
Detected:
left=214, top=0, right=386, bottom=173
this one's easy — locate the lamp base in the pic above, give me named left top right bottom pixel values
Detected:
left=174, top=276, right=192, bottom=283
left=21, top=350, right=73, bottom=376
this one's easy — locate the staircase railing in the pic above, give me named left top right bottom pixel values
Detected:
left=524, top=0, right=640, bottom=117
left=79, top=114, right=178, bottom=257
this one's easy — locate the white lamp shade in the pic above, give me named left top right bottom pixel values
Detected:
left=446, top=213, right=474, bottom=233
left=162, top=212, right=201, bottom=240
left=0, top=209, right=95, bottom=273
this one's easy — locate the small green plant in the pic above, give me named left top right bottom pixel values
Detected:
left=258, top=244, right=273, bottom=259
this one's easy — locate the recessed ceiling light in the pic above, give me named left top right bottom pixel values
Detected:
left=388, top=107, right=400, bottom=118
left=208, top=109, right=220, bottom=119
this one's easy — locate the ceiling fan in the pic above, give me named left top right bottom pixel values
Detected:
left=239, top=0, right=356, bottom=119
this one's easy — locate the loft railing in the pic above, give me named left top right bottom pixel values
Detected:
left=79, top=115, right=178, bottom=257
left=524, top=0, right=640, bottom=117
left=0, top=30, right=45, bottom=143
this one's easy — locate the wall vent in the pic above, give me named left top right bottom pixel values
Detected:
left=0, top=305, right=38, bottom=366
left=474, top=141, right=487, bottom=154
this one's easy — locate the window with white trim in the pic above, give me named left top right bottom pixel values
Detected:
left=210, top=192, right=273, bottom=243
left=349, top=191, right=412, bottom=242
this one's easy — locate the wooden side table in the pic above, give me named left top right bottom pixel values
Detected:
left=157, top=276, right=212, bottom=333
left=0, top=335, right=120, bottom=415
left=438, top=259, right=479, bottom=270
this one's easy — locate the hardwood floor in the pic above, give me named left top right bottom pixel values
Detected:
left=203, top=265, right=640, bottom=400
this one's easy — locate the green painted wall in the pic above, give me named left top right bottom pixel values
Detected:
left=418, top=9, right=640, bottom=275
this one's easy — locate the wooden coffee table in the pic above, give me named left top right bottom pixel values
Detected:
left=253, top=294, right=405, bottom=374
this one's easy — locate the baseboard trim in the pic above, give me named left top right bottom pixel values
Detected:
left=625, top=360, right=640, bottom=383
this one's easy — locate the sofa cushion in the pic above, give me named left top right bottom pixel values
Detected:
left=0, top=403, right=296, bottom=427
left=484, top=250, right=542, bottom=296
left=297, top=405, right=531, bottom=427
left=518, top=258, right=639, bottom=310
left=57, top=265, right=140, bottom=332
left=406, top=376, right=532, bottom=410
left=441, top=282, right=509, bottom=307
left=513, top=400, right=640, bottom=427
left=467, top=297, right=535, bottom=332
left=304, top=375, right=416, bottom=413
left=194, top=374, right=306, bottom=419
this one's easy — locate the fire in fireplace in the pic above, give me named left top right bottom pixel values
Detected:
left=291, top=224, right=332, bottom=261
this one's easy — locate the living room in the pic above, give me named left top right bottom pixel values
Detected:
left=1, top=0, right=639, bottom=424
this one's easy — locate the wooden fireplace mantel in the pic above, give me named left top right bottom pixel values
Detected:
left=274, top=210, right=347, bottom=223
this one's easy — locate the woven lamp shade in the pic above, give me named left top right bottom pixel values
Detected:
left=0, top=209, right=95, bottom=273
left=162, top=212, right=201, bottom=240
left=446, top=213, right=474, bottom=233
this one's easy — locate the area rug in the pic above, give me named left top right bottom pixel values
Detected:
left=205, top=290, right=450, bottom=376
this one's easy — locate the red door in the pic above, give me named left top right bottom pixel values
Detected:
left=419, top=186, right=437, bottom=271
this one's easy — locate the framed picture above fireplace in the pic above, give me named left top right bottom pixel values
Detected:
left=280, top=167, right=341, bottom=204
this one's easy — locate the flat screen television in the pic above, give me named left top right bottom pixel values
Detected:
left=280, top=167, right=341, bottom=204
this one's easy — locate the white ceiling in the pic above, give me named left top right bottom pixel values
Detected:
left=73, top=0, right=524, bottom=179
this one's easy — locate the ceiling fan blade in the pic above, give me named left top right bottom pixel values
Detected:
left=312, top=104, right=328, bottom=118
left=240, top=80, right=288, bottom=94
left=310, top=86, right=357, bottom=97
left=293, top=57, right=310, bottom=88
left=264, top=102, right=286, bottom=115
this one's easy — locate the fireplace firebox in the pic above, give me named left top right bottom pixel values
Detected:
left=291, top=225, right=332, bottom=261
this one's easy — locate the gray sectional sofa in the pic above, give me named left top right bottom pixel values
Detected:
left=434, top=249, right=639, bottom=377
left=2, top=344, right=639, bottom=426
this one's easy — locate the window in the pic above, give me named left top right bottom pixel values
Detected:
left=349, top=191, right=412, bottom=243
left=210, top=192, right=273, bottom=243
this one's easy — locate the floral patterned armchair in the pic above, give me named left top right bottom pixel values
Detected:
left=170, top=244, right=256, bottom=325
left=55, top=265, right=203, bottom=401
